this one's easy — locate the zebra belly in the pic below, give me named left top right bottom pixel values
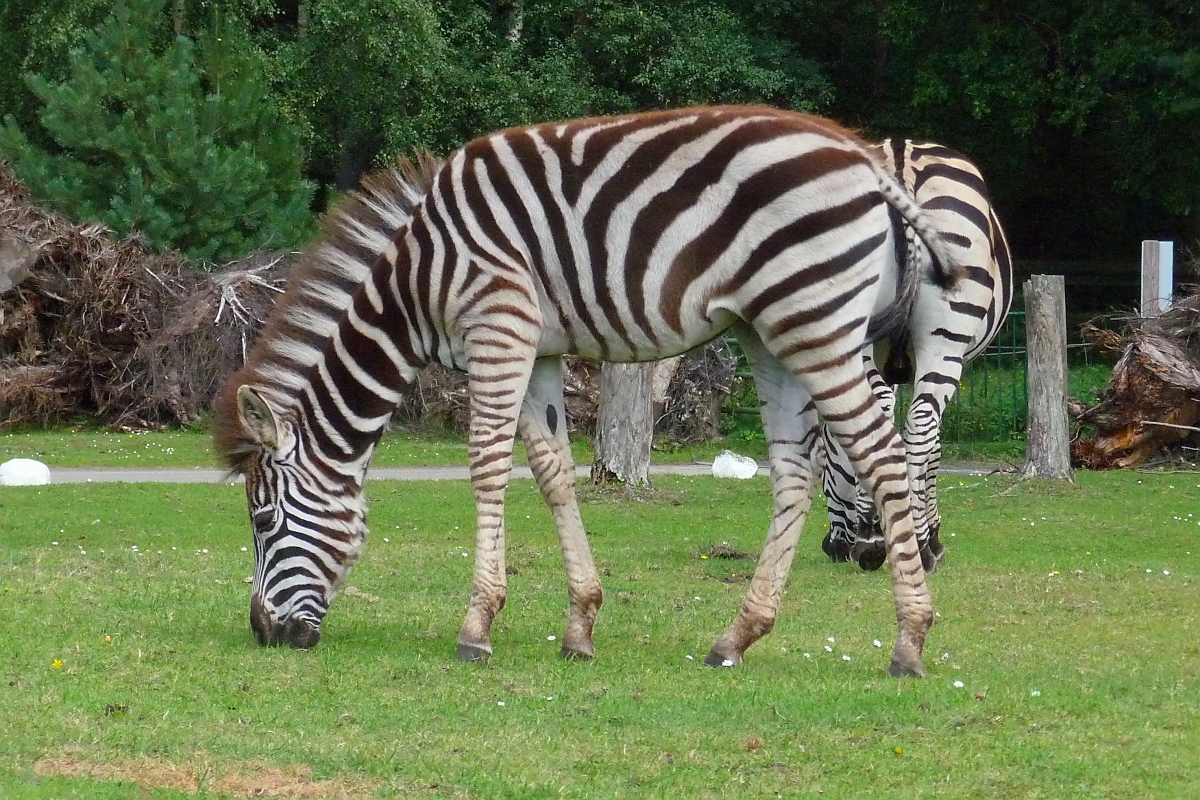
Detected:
left=535, top=306, right=739, bottom=362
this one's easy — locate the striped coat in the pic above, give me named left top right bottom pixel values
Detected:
left=215, top=106, right=967, bottom=677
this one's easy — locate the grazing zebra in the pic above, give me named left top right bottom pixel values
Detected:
left=213, top=106, right=968, bottom=678
left=820, top=138, right=1014, bottom=572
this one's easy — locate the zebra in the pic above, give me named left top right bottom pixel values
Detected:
left=819, top=138, right=1014, bottom=572
left=213, top=106, right=968, bottom=677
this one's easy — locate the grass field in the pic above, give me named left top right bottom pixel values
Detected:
left=2, top=469, right=1198, bottom=798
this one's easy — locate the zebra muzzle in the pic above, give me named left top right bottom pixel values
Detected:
left=251, top=596, right=321, bottom=649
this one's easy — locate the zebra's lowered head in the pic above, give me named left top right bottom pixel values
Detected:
left=232, top=385, right=369, bottom=648
left=214, top=154, right=441, bottom=648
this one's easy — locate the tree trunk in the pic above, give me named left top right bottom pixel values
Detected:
left=1022, top=274, right=1075, bottom=481
left=592, top=362, right=653, bottom=488
left=650, top=355, right=682, bottom=422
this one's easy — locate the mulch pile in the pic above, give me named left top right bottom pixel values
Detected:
left=1, top=162, right=734, bottom=439
left=1071, top=290, right=1200, bottom=469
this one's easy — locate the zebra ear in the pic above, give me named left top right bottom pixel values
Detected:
left=236, top=385, right=281, bottom=451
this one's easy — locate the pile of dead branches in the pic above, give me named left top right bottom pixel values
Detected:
left=0, top=161, right=294, bottom=427
left=1071, top=290, right=1200, bottom=469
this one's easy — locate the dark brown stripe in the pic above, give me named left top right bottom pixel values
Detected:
left=664, top=152, right=877, bottom=333
left=505, top=132, right=609, bottom=355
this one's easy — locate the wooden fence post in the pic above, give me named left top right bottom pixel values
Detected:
left=1140, top=240, right=1174, bottom=317
left=1022, top=274, right=1075, bottom=481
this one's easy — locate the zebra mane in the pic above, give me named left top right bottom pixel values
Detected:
left=212, top=151, right=442, bottom=470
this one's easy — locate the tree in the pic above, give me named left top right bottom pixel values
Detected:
left=0, top=0, right=313, bottom=263
left=592, top=362, right=655, bottom=489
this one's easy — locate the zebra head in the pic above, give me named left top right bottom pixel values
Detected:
left=232, top=385, right=368, bottom=649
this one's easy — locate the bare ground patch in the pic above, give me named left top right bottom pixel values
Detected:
left=34, top=756, right=381, bottom=799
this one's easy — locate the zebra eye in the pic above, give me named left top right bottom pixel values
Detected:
left=251, top=507, right=276, bottom=530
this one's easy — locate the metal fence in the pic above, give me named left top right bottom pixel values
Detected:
left=721, top=309, right=1032, bottom=448
left=893, top=310, right=1029, bottom=449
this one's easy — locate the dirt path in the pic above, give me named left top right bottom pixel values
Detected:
left=47, top=461, right=1002, bottom=484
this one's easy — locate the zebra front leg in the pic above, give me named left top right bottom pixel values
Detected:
left=455, top=340, right=538, bottom=663
left=707, top=335, right=819, bottom=667
left=842, top=352, right=896, bottom=572
left=904, top=393, right=949, bottom=573
left=518, top=356, right=603, bottom=660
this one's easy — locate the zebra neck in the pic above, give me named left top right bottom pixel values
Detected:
left=292, top=259, right=426, bottom=481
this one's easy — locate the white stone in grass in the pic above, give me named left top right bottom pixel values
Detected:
left=953, top=680, right=964, bottom=688
left=711, top=450, right=759, bottom=479
left=0, top=458, right=50, bottom=486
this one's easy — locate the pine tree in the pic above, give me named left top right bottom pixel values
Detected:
left=0, top=0, right=313, bottom=264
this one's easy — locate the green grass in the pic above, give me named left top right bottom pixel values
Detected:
left=2, top=471, right=1198, bottom=797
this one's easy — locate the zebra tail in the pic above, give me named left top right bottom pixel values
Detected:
left=865, top=160, right=964, bottom=344
left=872, top=159, right=964, bottom=290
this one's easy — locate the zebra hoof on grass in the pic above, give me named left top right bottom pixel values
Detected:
left=919, top=545, right=940, bottom=575
left=856, top=547, right=887, bottom=572
left=455, top=642, right=492, bottom=663
left=559, top=644, right=596, bottom=661
left=702, top=650, right=742, bottom=668
left=887, top=659, right=926, bottom=678
left=821, top=531, right=854, bottom=563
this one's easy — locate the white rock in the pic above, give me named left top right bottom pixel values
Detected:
left=0, top=458, right=51, bottom=486
left=712, top=450, right=758, bottom=480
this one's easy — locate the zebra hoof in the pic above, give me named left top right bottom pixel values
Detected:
left=920, top=545, right=940, bottom=575
left=703, top=650, right=741, bottom=668
left=559, top=644, right=596, bottom=661
left=927, top=530, right=947, bottom=563
left=856, top=547, right=886, bottom=572
left=454, top=642, right=492, bottom=663
left=822, top=532, right=853, bottom=562
left=887, top=659, right=926, bottom=678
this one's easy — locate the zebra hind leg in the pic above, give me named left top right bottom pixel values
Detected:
left=818, top=370, right=931, bottom=678
left=819, top=427, right=858, bottom=563
left=518, top=356, right=603, bottom=660
left=706, top=332, right=821, bottom=667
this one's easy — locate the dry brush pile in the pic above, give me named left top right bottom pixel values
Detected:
left=0, top=161, right=292, bottom=427
left=1071, top=289, right=1200, bottom=469
left=0, top=162, right=734, bottom=439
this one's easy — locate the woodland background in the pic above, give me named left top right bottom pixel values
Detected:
left=2, top=0, right=1198, bottom=271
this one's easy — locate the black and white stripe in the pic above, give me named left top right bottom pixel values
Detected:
left=215, top=107, right=967, bottom=677
left=820, top=138, right=1014, bottom=572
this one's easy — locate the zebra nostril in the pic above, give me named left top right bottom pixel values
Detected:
left=284, top=618, right=320, bottom=649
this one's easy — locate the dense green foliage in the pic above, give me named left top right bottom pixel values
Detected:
left=0, top=0, right=313, bottom=263
left=2, top=473, right=1198, bottom=797
left=1, top=1, right=1197, bottom=264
